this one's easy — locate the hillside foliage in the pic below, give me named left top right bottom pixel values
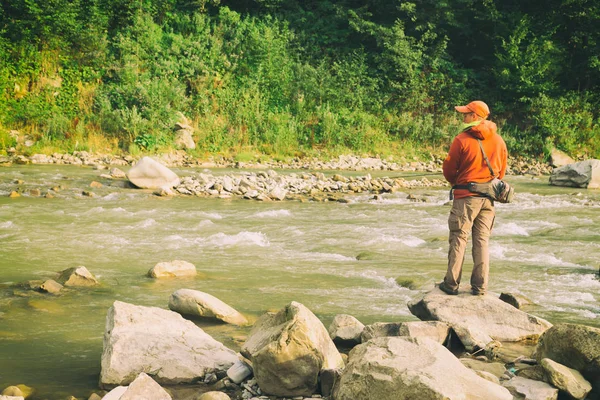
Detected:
left=0, top=0, right=598, bottom=159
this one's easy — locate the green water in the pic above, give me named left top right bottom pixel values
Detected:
left=0, top=165, right=599, bottom=399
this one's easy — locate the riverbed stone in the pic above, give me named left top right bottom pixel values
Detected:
left=540, top=358, right=592, bottom=400
left=333, top=337, right=512, bottom=400
left=549, top=159, right=600, bottom=188
left=408, top=288, right=552, bottom=349
left=147, top=260, right=197, bottom=278
left=127, top=157, right=180, bottom=189
left=502, top=376, right=558, bottom=400
left=168, top=289, right=248, bottom=326
left=241, top=301, right=344, bottom=397
left=533, top=323, right=600, bottom=389
left=0, top=396, right=24, bottom=400
left=57, top=266, right=99, bottom=286
left=328, top=314, right=364, bottom=345
left=101, top=386, right=127, bottom=400
left=39, top=279, right=63, bottom=294
left=100, top=301, right=237, bottom=388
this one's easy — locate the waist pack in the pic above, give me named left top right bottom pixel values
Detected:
left=465, top=178, right=514, bottom=203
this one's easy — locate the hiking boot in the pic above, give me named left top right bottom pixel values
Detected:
left=438, top=281, right=458, bottom=295
left=471, top=288, right=485, bottom=296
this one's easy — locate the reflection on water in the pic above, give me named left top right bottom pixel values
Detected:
left=0, top=165, right=599, bottom=398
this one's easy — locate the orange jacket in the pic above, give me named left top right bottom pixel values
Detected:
left=443, top=120, right=508, bottom=199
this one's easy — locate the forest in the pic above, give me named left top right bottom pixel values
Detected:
left=0, top=0, right=598, bottom=160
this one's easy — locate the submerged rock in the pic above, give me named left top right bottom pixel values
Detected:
left=168, top=289, right=248, bottom=326
left=147, top=260, right=197, bottom=278
left=100, top=301, right=237, bottom=388
left=241, top=301, right=344, bottom=397
left=57, top=266, right=99, bottom=287
left=333, top=337, right=512, bottom=400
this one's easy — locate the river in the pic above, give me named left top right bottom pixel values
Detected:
left=0, top=164, right=599, bottom=399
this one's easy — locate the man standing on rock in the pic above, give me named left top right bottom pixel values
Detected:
left=439, top=101, right=508, bottom=296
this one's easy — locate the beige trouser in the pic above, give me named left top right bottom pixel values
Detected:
left=444, top=197, right=495, bottom=292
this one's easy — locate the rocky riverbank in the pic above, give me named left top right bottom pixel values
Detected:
left=3, top=264, right=599, bottom=400
left=0, top=150, right=555, bottom=176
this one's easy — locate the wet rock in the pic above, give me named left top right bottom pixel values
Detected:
left=90, top=181, right=103, bottom=188
left=82, top=190, right=95, bottom=197
left=501, top=376, right=558, bottom=400
left=29, top=189, right=41, bottom=197
left=57, top=266, right=99, bottom=287
left=333, top=337, right=512, bottom=400
left=8, top=191, right=20, bottom=198
left=147, top=260, right=197, bottom=278
left=540, top=358, right=591, bottom=400
left=127, top=157, right=180, bottom=189
left=241, top=301, right=343, bottom=397
left=100, top=301, right=237, bottom=388
left=328, top=314, right=365, bottom=345
left=39, top=279, right=63, bottom=295
left=168, top=289, right=248, bottom=326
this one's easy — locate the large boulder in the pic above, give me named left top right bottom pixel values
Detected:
left=240, top=301, right=344, bottom=397
left=127, top=157, right=180, bottom=189
left=408, top=289, right=552, bottom=349
left=549, top=159, right=600, bottom=188
left=100, top=301, right=237, bottom=388
left=147, top=260, right=197, bottom=278
left=57, top=266, right=99, bottom=287
left=533, top=323, right=600, bottom=389
left=333, top=337, right=512, bottom=400
left=168, top=289, right=248, bottom=326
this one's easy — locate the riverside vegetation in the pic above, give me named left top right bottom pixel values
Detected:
left=0, top=0, right=599, bottom=163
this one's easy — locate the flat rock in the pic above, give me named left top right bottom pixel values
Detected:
left=333, top=337, right=512, bottom=400
left=408, top=288, right=552, bottom=348
left=168, top=289, right=248, bottom=326
left=502, top=376, right=558, bottom=400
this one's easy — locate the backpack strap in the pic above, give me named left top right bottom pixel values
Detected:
left=477, top=139, right=496, bottom=178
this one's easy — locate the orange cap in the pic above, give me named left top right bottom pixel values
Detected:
left=455, top=101, right=490, bottom=118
